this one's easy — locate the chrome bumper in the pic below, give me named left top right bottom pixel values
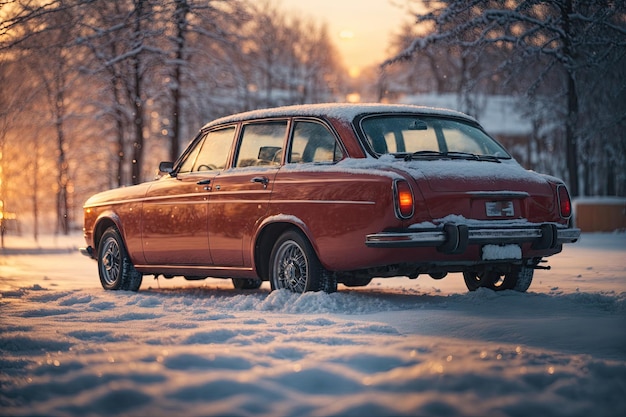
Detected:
left=365, top=222, right=581, bottom=253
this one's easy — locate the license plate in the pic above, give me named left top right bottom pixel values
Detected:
left=482, top=244, right=522, bottom=260
left=485, top=201, right=514, bottom=217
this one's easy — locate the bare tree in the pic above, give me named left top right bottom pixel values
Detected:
left=167, top=0, right=189, bottom=161
left=1, top=56, right=29, bottom=239
left=7, top=1, right=83, bottom=235
left=162, top=0, right=251, bottom=161
left=36, top=46, right=73, bottom=234
left=76, top=1, right=139, bottom=187
left=0, top=0, right=350, bottom=236
left=236, top=1, right=345, bottom=108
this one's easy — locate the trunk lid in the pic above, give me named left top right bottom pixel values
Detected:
left=393, top=159, right=556, bottom=222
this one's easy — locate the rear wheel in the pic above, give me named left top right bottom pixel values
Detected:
left=269, top=230, right=337, bottom=293
left=463, top=266, right=534, bottom=293
left=463, top=271, right=499, bottom=291
left=98, top=227, right=143, bottom=291
left=511, top=265, right=534, bottom=292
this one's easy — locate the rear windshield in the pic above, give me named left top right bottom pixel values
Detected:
left=359, top=115, right=511, bottom=158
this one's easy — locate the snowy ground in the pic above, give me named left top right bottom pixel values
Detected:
left=1, top=232, right=625, bottom=417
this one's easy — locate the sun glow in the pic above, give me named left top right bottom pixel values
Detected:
left=339, top=29, right=354, bottom=40
left=348, top=67, right=361, bottom=78
left=346, top=92, right=361, bottom=103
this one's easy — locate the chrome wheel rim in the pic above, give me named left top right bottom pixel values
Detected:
left=100, top=238, right=121, bottom=286
left=475, top=272, right=499, bottom=289
left=273, top=240, right=308, bottom=293
left=465, top=271, right=510, bottom=291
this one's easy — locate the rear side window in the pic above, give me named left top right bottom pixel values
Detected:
left=289, top=121, right=343, bottom=163
left=235, top=121, right=287, bottom=167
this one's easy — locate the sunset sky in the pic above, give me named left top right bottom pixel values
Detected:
left=280, top=0, right=415, bottom=77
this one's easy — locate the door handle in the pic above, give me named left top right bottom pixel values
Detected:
left=251, top=176, right=269, bottom=189
left=197, top=178, right=212, bottom=191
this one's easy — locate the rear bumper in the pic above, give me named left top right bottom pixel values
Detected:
left=365, top=222, right=581, bottom=253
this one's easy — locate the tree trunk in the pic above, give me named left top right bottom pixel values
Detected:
left=131, top=0, right=145, bottom=185
left=0, top=130, right=5, bottom=248
left=55, top=84, right=70, bottom=235
left=562, top=0, right=580, bottom=197
left=564, top=74, right=580, bottom=197
left=113, top=80, right=125, bottom=187
left=170, top=0, right=189, bottom=162
left=607, top=163, right=615, bottom=196
left=32, top=134, right=40, bottom=242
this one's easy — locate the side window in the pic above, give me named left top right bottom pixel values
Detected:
left=193, top=127, right=235, bottom=171
left=235, top=121, right=287, bottom=167
left=177, top=137, right=203, bottom=174
left=289, top=121, right=343, bottom=164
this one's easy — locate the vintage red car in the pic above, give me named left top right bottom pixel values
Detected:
left=81, top=103, right=580, bottom=293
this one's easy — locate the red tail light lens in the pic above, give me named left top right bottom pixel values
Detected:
left=557, top=185, right=572, bottom=218
left=394, top=180, right=414, bottom=219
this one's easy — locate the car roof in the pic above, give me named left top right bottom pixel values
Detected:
left=202, top=103, right=477, bottom=130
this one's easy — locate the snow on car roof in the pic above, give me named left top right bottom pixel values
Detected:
left=202, top=103, right=476, bottom=129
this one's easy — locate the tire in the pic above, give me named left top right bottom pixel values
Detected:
left=232, top=278, right=263, bottom=290
left=98, top=227, right=143, bottom=291
left=463, top=271, right=499, bottom=291
left=269, top=230, right=337, bottom=293
left=463, top=266, right=534, bottom=293
left=511, top=265, right=534, bottom=292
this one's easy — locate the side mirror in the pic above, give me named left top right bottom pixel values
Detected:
left=159, top=161, right=175, bottom=175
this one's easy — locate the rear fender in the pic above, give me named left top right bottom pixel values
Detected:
left=253, top=214, right=317, bottom=279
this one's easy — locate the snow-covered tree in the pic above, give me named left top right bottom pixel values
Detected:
left=1, top=0, right=89, bottom=235
left=386, top=0, right=626, bottom=197
left=231, top=1, right=345, bottom=109
left=0, top=0, right=348, bottom=234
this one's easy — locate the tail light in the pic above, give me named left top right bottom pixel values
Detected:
left=557, top=184, right=572, bottom=219
left=394, top=180, right=414, bottom=219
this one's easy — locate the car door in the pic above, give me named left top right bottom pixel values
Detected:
left=208, top=120, right=287, bottom=267
left=142, top=126, right=235, bottom=265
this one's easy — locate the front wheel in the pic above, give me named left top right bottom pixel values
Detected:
left=463, top=266, right=534, bottom=293
left=269, top=230, right=336, bottom=293
left=98, top=227, right=143, bottom=291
